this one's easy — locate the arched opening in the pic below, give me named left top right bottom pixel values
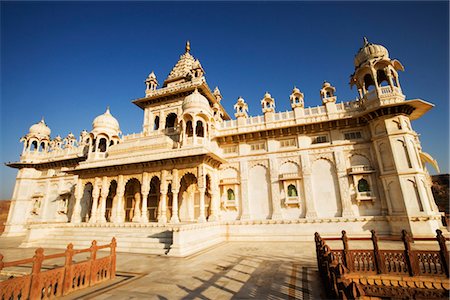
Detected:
left=326, top=91, right=331, bottom=98
left=148, top=176, right=160, bottom=221
left=106, top=180, right=117, bottom=222
left=186, top=120, right=193, bottom=137
left=31, top=140, right=38, bottom=151
left=287, top=184, right=298, bottom=197
left=376, top=69, right=389, bottom=87
left=109, top=140, right=114, bottom=146
left=227, top=188, right=235, bottom=201
left=124, top=178, right=141, bottom=222
left=165, top=113, right=177, bottom=129
left=357, top=179, right=370, bottom=192
left=98, top=138, right=107, bottom=152
left=80, top=183, right=93, bottom=222
left=179, top=173, right=198, bottom=222
left=154, top=116, right=160, bottom=130
left=39, top=142, right=46, bottom=152
left=196, top=121, right=204, bottom=137
left=167, top=183, right=173, bottom=221
left=364, top=74, right=376, bottom=91
left=91, top=138, right=96, bottom=152
left=312, top=159, right=341, bottom=217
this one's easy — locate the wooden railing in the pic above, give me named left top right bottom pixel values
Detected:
left=315, top=230, right=449, bottom=299
left=0, top=238, right=116, bottom=300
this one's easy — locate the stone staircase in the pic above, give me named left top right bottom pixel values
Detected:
left=21, top=225, right=173, bottom=255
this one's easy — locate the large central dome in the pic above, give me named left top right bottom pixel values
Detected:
left=92, top=107, right=120, bottom=136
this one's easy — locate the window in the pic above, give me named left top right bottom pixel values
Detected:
left=280, top=138, right=296, bottom=148
left=250, top=142, right=266, bottom=151
left=186, top=121, right=193, bottom=137
left=313, top=135, right=328, bottom=144
left=99, top=138, right=107, bottom=152
left=357, top=179, right=370, bottom=192
left=223, top=145, right=238, bottom=154
left=165, top=113, right=177, bottom=129
left=287, top=184, right=298, bottom=197
left=344, top=131, right=362, bottom=140
left=227, top=189, right=235, bottom=201
left=196, top=121, right=204, bottom=137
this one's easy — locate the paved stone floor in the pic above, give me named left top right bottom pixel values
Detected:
left=0, top=237, right=325, bottom=299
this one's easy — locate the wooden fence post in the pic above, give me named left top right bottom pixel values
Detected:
left=371, top=230, right=385, bottom=274
left=341, top=230, right=352, bottom=271
left=110, top=237, right=117, bottom=279
left=89, top=240, right=98, bottom=285
left=29, top=248, right=45, bottom=300
left=0, top=254, right=4, bottom=272
left=63, top=243, right=74, bottom=295
left=436, top=229, right=449, bottom=278
left=402, top=230, right=418, bottom=276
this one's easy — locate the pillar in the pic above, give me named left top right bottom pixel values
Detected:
left=89, top=178, right=100, bottom=223
left=239, top=160, right=251, bottom=220
left=114, top=175, right=125, bottom=223
left=269, top=156, right=283, bottom=220
left=158, top=170, right=168, bottom=224
left=98, top=176, right=109, bottom=223
left=334, top=150, right=354, bottom=217
left=208, top=172, right=220, bottom=222
left=301, top=153, right=317, bottom=218
left=71, top=178, right=83, bottom=223
left=132, top=191, right=141, bottom=222
left=140, top=172, right=150, bottom=223
left=198, top=187, right=206, bottom=222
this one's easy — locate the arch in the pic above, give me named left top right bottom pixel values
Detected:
left=312, top=158, right=341, bottom=217
left=186, top=120, right=193, bottom=137
left=249, top=164, right=271, bottom=219
left=279, top=161, right=300, bottom=174
left=221, top=167, right=239, bottom=179
left=39, top=141, right=46, bottom=152
left=350, top=154, right=371, bottom=166
left=357, top=179, right=370, bottom=192
left=31, top=140, right=38, bottom=151
left=80, top=182, right=93, bottom=222
left=148, top=176, right=160, bottom=221
left=178, top=173, right=198, bottom=222
left=376, top=69, right=389, bottom=87
left=98, top=138, right=107, bottom=152
left=196, top=120, right=204, bottom=137
left=364, top=74, right=376, bottom=91
left=154, top=116, right=160, bottom=130
left=287, top=184, right=298, bottom=197
left=124, top=178, right=141, bottom=222
left=106, top=180, right=117, bottom=222
left=165, top=113, right=177, bottom=129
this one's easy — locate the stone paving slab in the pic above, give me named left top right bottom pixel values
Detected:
left=0, top=236, right=325, bottom=299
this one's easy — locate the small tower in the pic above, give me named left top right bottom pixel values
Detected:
left=234, top=97, right=248, bottom=126
left=145, top=71, right=158, bottom=96
left=20, top=118, right=51, bottom=156
left=261, top=92, right=275, bottom=122
left=290, top=87, right=304, bottom=119
left=213, top=86, right=222, bottom=103
left=350, top=37, right=405, bottom=106
left=320, top=81, right=337, bottom=114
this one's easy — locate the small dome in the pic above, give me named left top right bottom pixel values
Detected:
left=29, top=119, right=51, bottom=136
left=354, top=37, right=389, bottom=67
left=54, top=135, right=62, bottom=142
left=92, top=107, right=120, bottom=135
left=148, top=71, right=156, bottom=79
left=292, top=87, right=301, bottom=94
left=263, top=91, right=272, bottom=99
left=66, top=132, right=75, bottom=139
left=322, top=81, right=331, bottom=88
left=182, top=88, right=211, bottom=113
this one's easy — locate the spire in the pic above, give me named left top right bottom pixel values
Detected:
left=363, top=37, right=369, bottom=46
left=185, top=40, right=191, bottom=53
left=106, top=106, right=110, bottom=114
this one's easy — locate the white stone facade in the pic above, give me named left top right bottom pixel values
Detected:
left=3, top=39, right=445, bottom=249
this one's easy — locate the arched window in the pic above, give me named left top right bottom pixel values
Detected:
left=357, top=179, right=370, bottom=192
left=196, top=121, right=204, bottom=137
left=99, top=138, right=107, bottom=152
left=110, top=140, right=114, bottom=146
left=31, top=141, right=38, bottom=151
left=165, top=113, right=177, bottom=129
left=39, top=142, right=46, bottom=152
left=227, top=189, right=235, bottom=201
left=326, top=92, right=331, bottom=98
left=287, top=184, right=298, bottom=197
left=186, top=121, right=193, bottom=137
left=376, top=69, right=389, bottom=87
left=91, top=138, right=96, bottom=152
left=154, top=116, right=160, bottom=130
left=364, top=74, right=375, bottom=91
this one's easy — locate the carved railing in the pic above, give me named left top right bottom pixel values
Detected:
left=315, top=230, right=449, bottom=299
left=0, top=238, right=116, bottom=300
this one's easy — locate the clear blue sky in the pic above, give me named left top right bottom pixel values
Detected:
left=1, top=1, right=449, bottom=199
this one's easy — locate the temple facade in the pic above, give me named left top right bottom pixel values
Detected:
left=3, top=39, right=445, bottom=251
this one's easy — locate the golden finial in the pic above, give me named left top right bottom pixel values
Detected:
left=186, top=40, right=191, bottom=53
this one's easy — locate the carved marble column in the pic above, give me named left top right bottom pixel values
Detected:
left=89, top=178, right=100, bottom=223
left=71, top=178, right=83, bottom=223
left=208, top=172, right=220, bottom=222
left=239, top=160, right=251, bottom=220
left=132, top=191, right=141, bottom=222
left=170, top=186, right=180, bottom=224
left=198, top=187, right=206, bottom=222
left=114, top=175, right=125, bottom=223
left=158, top=170, right=168, bottom=224
left=269, top=157, right=283, bottom=220
left=300, top=153, right=317, bottom=218
left=334, top=150, right=354, bottom=217
left=140, top=172, right=150, bottom=223
left=97, top=176, right=109, bottom=223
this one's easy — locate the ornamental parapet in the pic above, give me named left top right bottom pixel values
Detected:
left=20, top=146, right=87, bottom=163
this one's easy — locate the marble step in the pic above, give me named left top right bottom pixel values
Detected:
left=43, top=235, right=172, bottom=244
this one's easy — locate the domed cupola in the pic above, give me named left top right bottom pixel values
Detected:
left=354, top=37, right=389, bottom=68
left=92, top=107, right=121, bottom=137
left=29, top=119, right=51, bottom=138
left=181, top=88, right=212, bottom=116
